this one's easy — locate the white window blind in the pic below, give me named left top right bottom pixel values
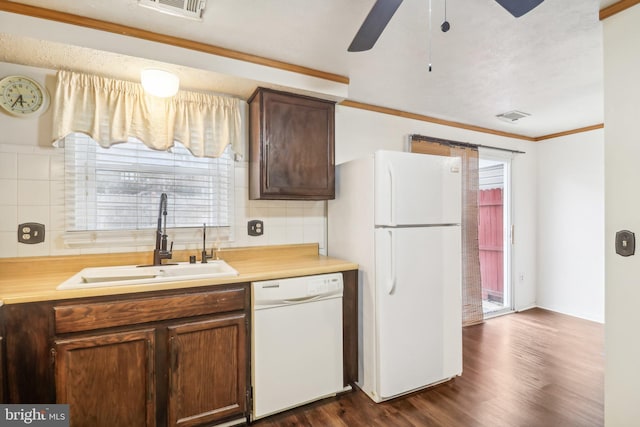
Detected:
left=64, top=133, right=233, bottom=233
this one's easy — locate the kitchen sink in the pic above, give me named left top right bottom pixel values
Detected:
left=57, top=260, right=239, bottom=290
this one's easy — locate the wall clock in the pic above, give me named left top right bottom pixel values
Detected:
left=0, top=75, right=49, bottom=117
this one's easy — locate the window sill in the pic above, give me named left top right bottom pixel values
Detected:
left=63, top=227, right=233, bottom=250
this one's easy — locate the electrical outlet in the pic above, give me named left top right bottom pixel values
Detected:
left=248, top=220, right=264, bottom=236
left=18, top=222, right=45, bottom=244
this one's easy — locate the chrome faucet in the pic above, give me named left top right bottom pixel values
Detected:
left=153, top=193, right=173, bottom=266
left=201, top=223, right=213, bottom=263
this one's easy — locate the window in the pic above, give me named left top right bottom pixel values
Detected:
left=64, top=133, right=233, bottom=239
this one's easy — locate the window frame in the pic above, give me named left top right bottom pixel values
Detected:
left=61, top=133, right=235, bottom=249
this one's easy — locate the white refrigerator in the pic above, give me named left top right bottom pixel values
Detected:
left=328, top=150, right=462, bottom=403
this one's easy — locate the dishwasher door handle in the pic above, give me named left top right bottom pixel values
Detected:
left=282, top=294, right=323, bottom=304
left=253, top=294, right=323, bottom=308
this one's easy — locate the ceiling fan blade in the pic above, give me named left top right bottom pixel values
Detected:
left=348, top=0, right=403, bottom=52
left=495, top=0, right=544, bottom=17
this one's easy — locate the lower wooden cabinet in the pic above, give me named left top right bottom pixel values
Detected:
left=0, top=336, right=4, bottom=403
left=53, top=314, right=248, bottom=427
left=54, top=329, right=156, bottom=427
left=168, top=314, right=247, bottom=427
left=2, top=284, right=250, bottom=427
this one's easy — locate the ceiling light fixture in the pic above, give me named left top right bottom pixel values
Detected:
left=140, top=69, right=180, bottom=98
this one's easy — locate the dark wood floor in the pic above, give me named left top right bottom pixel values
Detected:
left=251, top=308, right=604, bottom=427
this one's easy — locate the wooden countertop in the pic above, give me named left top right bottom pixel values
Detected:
left=0, top=244, right=358, bottom=305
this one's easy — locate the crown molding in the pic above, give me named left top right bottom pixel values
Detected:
left=600, top=0, right=640, bottom=20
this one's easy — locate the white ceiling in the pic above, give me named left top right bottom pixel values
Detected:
left=0, top=0, right=617, bottom=138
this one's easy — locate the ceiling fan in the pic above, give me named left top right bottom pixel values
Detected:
left=348, top=0, right=545, bottom=52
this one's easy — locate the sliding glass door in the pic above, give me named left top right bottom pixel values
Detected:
left=478, top=151, right=513, bottom=317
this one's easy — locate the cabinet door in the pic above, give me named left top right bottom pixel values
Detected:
left=0, top=336, right=4, bottom=403
left=250, top=88, right=335, bottom=200
left=55, top=329, right=156, bottom=427
left=167, top=314, right=247, bottom=427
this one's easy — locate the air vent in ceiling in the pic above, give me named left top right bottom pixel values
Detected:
left=138, top=0, right=206, bottom=20
left=496, top=110, right=531, bottom=124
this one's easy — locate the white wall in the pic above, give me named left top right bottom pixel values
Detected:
left=603, top=5, right=640, bottom=425
left=536, top=130, right=605, bottom=322
left=335, top=105, right=539, bottom=311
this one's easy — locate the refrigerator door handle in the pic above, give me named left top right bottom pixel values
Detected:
left=387, top=229, right=396, bottom=294
left=388, top=163, right=396, bottom=226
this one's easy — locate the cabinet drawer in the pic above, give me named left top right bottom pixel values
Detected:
left=54, top=286, right=247, bottom=334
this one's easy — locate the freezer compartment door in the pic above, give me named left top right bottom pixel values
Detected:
left=374, top=151, right=461, bottom=226
left=374, top=226, right=462, bottom=400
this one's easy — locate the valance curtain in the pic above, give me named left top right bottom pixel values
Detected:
left=51, top=70, right=243, bottom=158
left=410, top=135, right=484, bottom=327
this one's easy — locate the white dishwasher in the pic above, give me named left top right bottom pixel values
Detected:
left=251, top=273, right=345, bottom=420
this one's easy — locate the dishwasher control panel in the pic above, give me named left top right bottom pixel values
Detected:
left=307, top=275, right=341, bottom=294
left=252, top=273, right=343, bottom=307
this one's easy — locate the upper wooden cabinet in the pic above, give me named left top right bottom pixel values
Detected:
left=248, top=87, right=336, bottom=200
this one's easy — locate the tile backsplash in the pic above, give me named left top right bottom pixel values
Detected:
left=0, top=143, right=327, bottom=258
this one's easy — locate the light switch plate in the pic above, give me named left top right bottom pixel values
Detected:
left=615, top=230, right=635, bottom=257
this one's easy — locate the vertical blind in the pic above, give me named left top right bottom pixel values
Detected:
left=410, top=135, right=485, bottom=327
left=64, top=133, right=233, bottom=232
